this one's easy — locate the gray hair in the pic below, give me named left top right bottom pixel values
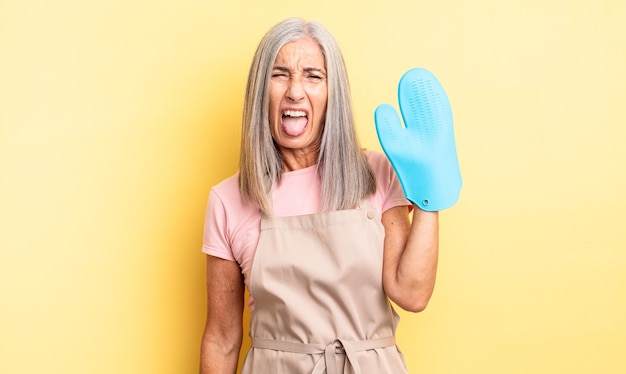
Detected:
left=239, top=17, right=375, bottom=215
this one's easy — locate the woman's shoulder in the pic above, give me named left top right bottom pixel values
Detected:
left=364, top=149, right=393, bottom=174
left=204, top=172, right=261, bottom=269
left=364, top=149, right=410, bottom=211
left=210, top=172, right=255, bottom=216
left=209, top=172, right=261, bottom=230
left=212, top=173, right=241, bottom=201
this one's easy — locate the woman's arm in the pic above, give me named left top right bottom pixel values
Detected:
left=200, top=255, right=245, bottom=374
left=381, top=206, right=439, bottom=313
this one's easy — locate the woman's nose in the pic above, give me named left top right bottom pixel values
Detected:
left=286, top=77, right=305, bottom=102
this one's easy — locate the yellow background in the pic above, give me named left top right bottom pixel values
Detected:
left=1, top=0, right=625, bottom=373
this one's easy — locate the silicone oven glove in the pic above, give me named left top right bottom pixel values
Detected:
left=375, top=68, right=462, bottom=211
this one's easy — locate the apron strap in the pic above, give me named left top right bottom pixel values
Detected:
left=252, top=336, right=396, bottom=374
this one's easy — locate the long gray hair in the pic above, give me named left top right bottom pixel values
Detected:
left=239, top=18, right=375, bottom=215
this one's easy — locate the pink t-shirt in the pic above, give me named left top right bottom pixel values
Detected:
left=202, top=150, right=409, bottom=297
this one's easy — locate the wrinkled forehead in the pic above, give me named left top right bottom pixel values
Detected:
left=273, top=37, right=326, bottom=71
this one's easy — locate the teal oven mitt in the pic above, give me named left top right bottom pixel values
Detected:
left=375, top=68, right=462, bottom=211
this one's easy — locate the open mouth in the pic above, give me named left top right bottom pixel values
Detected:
left=282, top=110, right=308, bottom=136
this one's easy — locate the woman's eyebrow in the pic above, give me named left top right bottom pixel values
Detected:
left=272, top=66, right=290, bottom=72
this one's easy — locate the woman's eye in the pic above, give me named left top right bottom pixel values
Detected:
left=306, top=74, right=323, bottom=82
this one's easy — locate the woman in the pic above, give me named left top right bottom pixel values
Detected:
left=200, top=18, right=439, bottom=373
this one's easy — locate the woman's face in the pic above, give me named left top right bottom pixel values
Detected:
left=268, top=37, right=328, bottom=160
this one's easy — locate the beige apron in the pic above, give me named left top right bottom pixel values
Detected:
left=241, top=203, right=409, bottom=374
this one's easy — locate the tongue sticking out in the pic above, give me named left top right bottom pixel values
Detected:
left=282, top=116, right=308, bottom=136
